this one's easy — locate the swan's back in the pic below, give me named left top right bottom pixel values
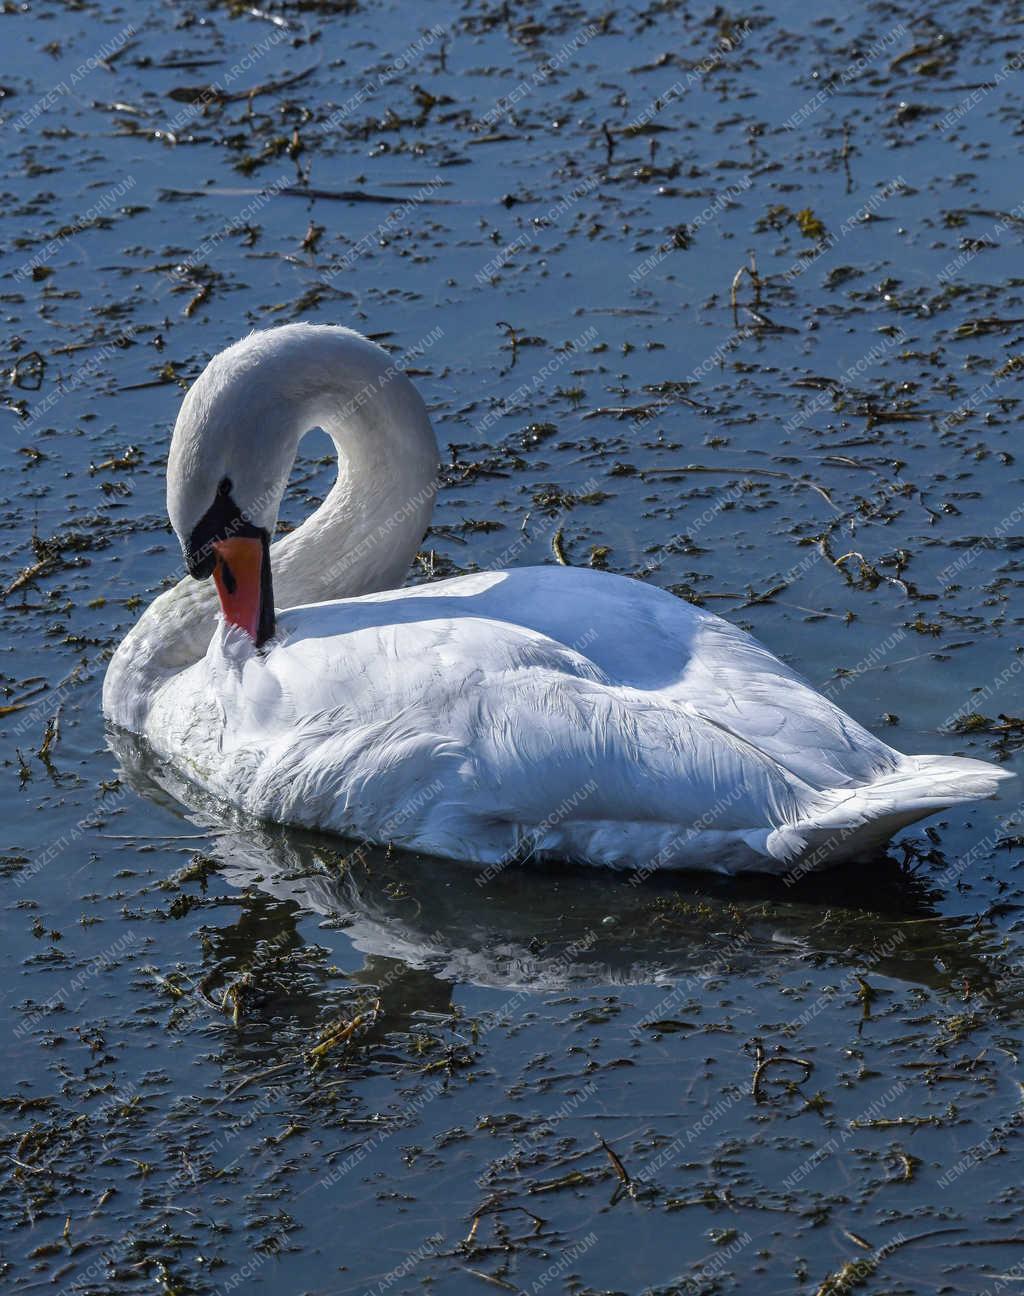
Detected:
left=140, top=566, right=1011, bottom=875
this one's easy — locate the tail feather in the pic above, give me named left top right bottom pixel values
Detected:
left=766, top=754, right=1014, bottom=867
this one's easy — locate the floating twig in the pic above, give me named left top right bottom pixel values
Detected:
left=216, top=1060, right=298, bottom=1105
left=10, top=351, right=45, bottom=391
left=528, top=1168, right=600, bottom=1194
left=814, top=1227, right=965, bottom=1296
left=730, top=253, right=762, bottom=327
left=3, top=555, right=59, bottom=601
left=751, top=1038, right=814, bottom=1102
left=166, top=65, right=316, bottom=106
left=551, top=527, right=570, bottom=565
left=8, top=1154, right=46, bottom=1175
left=37, top=707, right=60, bottom=762
left=849, top=1115, right=942, bottom=1129
left=465, top=1204, right=545, bottom=1245
left=307, top=999, right=381, bottom=1063
left=595, top=1130, right=635, bottom=1196
left=143, top=966, right=187, bottom=1000
left=462, top=1269, right=516, bottom=1291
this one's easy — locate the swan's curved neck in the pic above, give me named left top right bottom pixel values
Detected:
left=103, top=325, right=439, bottom=731
left=262, top=335, right=440, bottom=611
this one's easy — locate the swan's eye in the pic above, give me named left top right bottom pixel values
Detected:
left=218, top=476, right=232, bottom=497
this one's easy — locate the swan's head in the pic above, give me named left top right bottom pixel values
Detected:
left=166, top=342, right=293, bottom=649
left=165, top=321, right=439, bottom=651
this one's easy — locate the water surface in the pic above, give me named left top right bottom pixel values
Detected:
left=2, top=1, right=1023, bottom=1292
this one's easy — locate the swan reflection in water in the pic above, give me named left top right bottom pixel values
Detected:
left=109, top=730, right=1013, bottom=1016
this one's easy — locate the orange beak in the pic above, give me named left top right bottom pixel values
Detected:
left=212, top=536, right=264, bottom=642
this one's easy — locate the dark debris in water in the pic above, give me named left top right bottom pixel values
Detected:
left=0, top=0, right=1023, bottom=1292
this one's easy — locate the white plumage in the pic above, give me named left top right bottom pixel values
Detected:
left=103, top=324, right=1011, bottom=875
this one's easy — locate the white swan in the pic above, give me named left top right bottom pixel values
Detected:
left=103, top=323, right=1011, bottom=876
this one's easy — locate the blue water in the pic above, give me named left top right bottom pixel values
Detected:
left=1, top=1, right=1023, bottom=1292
